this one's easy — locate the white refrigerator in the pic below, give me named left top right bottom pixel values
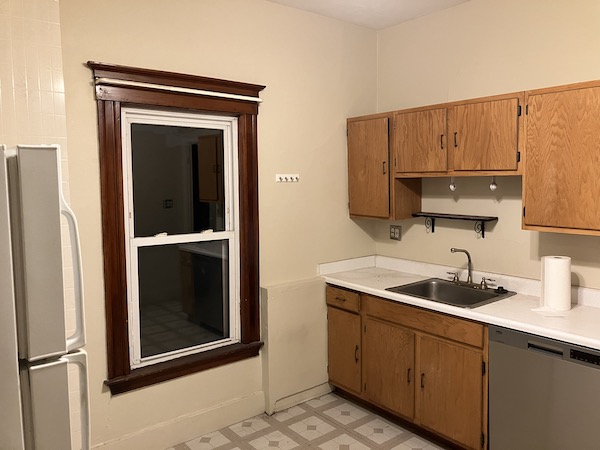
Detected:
left=0, top=145, right=90, bottom=450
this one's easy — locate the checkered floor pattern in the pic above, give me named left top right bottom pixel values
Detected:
left=140, top=299, right=223, bottom=357
left=167, top=392, right=446, bottom=450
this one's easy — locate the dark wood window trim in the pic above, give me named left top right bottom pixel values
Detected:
left=87, top=62, right=265, bottom=394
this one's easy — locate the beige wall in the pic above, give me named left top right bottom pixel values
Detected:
left=374, top=0, right=600, bottom=289
left=59, top=0, right=377, bottom=447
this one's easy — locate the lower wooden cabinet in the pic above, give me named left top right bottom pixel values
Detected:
left=363, top=317, right=415, bottom=419
left=326, top=286, right=362, bottom=395
left=327, top=306, right=361, bottom=395
left=326, top=285, right=488, bottom=450
left=416, top=335, right=485, bottom=450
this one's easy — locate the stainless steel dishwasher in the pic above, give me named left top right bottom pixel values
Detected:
left=489, top=325, right=600, bottom=450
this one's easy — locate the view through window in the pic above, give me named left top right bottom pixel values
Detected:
left=122, top=108, right=239, bottom=368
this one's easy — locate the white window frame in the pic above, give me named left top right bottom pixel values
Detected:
left=120, top=107, right=240, bottom=369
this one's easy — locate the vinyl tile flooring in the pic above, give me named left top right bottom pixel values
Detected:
left=167, top=392, right=446, bottom=450
left=140, top=299, right=223, bottom=357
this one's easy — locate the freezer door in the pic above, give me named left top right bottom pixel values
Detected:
left=0, top=144, right=25, bottom=449
left=7, top=145, right=67, bottom=361
left=21, top=359, right=72, bottom=450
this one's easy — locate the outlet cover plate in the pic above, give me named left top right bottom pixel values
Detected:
left=390, top=225, right=402, bottom=241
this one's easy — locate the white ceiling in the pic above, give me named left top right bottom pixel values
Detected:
left=265, top=0, right=469, bottom=30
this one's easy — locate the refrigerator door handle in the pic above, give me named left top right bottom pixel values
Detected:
left=62, top=349, right=90, bottom=450
left=61, top=200, right=86, bottom=351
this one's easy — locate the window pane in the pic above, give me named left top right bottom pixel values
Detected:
left=131, top=123, right=226, bottom=237
left=138, top=241, right=230, bottom=358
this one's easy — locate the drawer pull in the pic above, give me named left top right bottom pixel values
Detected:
left=335, top=296, right=346, bottom=302
left=420, top=373, right=425, bottom=388
left=354, top=345, right=359, bottom=363
left=407, top=368, right=411, bottom=383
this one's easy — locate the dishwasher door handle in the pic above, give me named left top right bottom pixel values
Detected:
left=528, top=341, right=564, bottom=358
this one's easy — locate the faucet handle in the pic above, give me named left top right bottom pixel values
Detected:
left=447, top=271, right=459, bottom=282
left=481, top=277, right=496, bottom=289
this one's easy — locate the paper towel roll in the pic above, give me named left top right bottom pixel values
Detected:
left=541, top=256, right=572, bottom=311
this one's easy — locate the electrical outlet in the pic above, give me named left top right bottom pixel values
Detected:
left=390, top=225, right=402, bottom=241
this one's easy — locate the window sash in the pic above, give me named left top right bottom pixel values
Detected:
left=120, top=108, right=241, bottom=368
left=128, top=236, right=239, bottom=368
left=121, top=107, right=238, bottom=236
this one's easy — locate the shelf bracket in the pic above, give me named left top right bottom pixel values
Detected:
left=474, top=221, right=484, bottom=238
left=425, top=216, right=434, bottom=233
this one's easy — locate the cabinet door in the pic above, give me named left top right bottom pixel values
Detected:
left=327, top=306, right=361, bottom=394
left=393, top=108, right=447, bottom=173
left=416, top=335, right=483, bottom=450
left=524, top=86, right=600, bottom=231
left=347, top=118, right=390, bottom=218
left=363, top=317, right=415, bottom=419
left=452, top=98, right=519, bottom=171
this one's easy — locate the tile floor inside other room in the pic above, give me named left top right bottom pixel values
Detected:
left=167, top=392, right=446, bottom=450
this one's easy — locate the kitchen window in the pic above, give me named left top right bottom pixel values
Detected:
left=88, top=62, right=264, bottom=394
left=122, top=108, right=240, bottom=368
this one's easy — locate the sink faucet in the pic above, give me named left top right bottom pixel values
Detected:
left=450, top=248, right=473, bottom=284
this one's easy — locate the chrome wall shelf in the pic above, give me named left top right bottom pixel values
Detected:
left=412, top=212, right=498, bottom=238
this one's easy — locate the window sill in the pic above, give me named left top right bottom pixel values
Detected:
left=105, top=340, right=263, bottom=395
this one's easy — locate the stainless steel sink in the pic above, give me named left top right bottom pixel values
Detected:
left=385, top=278, right=516, bottom=308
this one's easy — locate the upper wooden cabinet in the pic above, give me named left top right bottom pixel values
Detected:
left=347, top=115, right=421, bottom=220
left=383, top=92, right=524, bottom=177
left=347, top=79, right=600, bottom=235
left=393, top=108, right=447, bottom=173
left=523, top=81, right=600, bottom=235
left=347, top=117, right=390, bottom=218
left=450, top=96, right=522, bottom=172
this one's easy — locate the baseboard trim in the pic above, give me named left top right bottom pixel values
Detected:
left=268, top=382, right=332, bottom=415
left=93, top=391, right=265, bottom=450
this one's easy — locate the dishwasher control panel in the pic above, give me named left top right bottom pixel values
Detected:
left=570, top=349, right=600, bottom=366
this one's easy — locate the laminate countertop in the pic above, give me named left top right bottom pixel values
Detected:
left=320, top=256, right=600, bottom=351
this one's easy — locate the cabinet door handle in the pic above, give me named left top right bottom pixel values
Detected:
left=407, top=368, right=411, bottom=383
left=354, top=345, right=359, bottom=363
left=382, top=161, right=387, bottom=175
left=420, top=373, right=425, bottom=388
left=454, top=132, right=458, bottom=148
left=440, top=134, right=444, bottom=150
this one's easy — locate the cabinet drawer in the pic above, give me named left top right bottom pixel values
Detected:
left=363, top=295, right=483, bottom=348
left=326, top=286, right=360, bottom=312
